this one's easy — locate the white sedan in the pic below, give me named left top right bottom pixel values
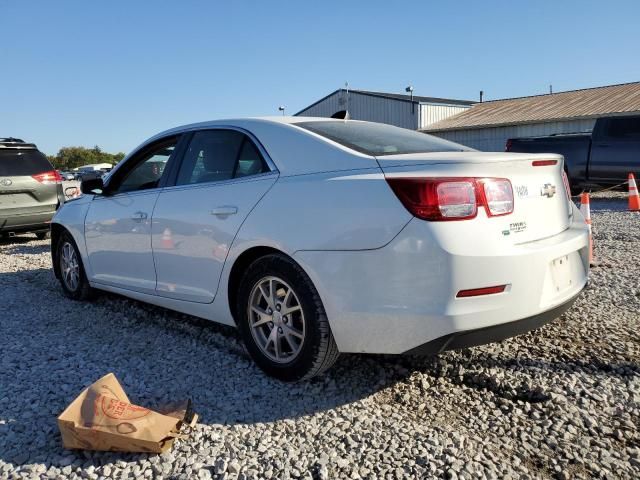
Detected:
left=51, top=118, right=590, bottom=381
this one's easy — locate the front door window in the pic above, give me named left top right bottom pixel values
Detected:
left=111, top=141, right=176, bottom=194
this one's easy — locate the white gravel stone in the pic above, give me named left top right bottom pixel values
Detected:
left=0, top=191, right=638, bottom=479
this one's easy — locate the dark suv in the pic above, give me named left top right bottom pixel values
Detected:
left=0, top=138, right=65, bottom=239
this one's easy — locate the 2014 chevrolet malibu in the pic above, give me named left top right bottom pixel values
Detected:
left=51, top=118, right=590, bottom=381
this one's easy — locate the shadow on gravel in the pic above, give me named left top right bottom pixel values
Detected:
left=377, top=351, right=639, bottom=406
left=1, top=242, right=51, bottom=255
left=1, top=265, right=635, bottom=469
left=0, top=268, right=411, bottom=468
left=439, top=354, right=640, bottom=378
left=0, top=234, right=44, bottom=246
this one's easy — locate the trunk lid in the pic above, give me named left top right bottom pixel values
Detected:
left=378, top=152, right=572, bottom=244
left=0, top=147, right=60, bottom=216
left=0, top=176, right=58, bottom=215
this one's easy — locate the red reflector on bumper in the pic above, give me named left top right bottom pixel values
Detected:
left=532, top=160, right=558, bottom=167
left=456, top=285, right=507, bottom=298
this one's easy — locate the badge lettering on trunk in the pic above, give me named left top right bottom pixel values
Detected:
left=509, top=221, right=527, bottom=233
left=502, top=221, right=527, bottom=236
left=515, top=185, right=528, bottom=198
left=541, top=183, right=556, bottom=198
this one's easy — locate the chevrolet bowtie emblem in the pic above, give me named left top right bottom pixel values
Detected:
left=541, top=183, right=556, bottom=198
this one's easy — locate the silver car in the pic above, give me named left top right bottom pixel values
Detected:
left=0, top=138, right=64, bottom=239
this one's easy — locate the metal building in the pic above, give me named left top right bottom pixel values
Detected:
left=424, top=82, right=640, bottom=151
left=295, top=89, right=474, bottom=130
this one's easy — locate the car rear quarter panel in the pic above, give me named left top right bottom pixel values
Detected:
left=232, top=169, right=413, bottom=253
left=208, top=168, right=413, bottom=327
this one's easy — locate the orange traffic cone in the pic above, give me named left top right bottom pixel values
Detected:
left=628, top=173, right=640, bottom=211
left=580, top=193, right=595, bottom=265
left=161, top=228, right=174, bottom=249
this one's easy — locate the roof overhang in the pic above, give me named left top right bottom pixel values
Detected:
left=422, top=110, right=640, bottom=133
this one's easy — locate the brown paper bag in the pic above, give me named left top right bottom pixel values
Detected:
left=57, top=373, right=197, bottom=453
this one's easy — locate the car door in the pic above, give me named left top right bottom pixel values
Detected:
left=589, top=117, right=640, bottom=183
left=151, top=128, right=278, bottom=303
left=84, top=136, right=182, bottom=293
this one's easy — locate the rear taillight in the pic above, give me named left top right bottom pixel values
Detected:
left=436, top=181, right=477, bottom=218
left=561, top=170, right=572, bottom=202
left=479, top=178, right=514, bottom=216
left=387, top=177, right=513, bottom=221
left=32, top=170, right=63, bottom=184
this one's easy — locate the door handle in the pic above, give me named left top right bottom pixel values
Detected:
left=210, top=206, right=238, bottom=217
left=131, top=211, right=148, bottom=221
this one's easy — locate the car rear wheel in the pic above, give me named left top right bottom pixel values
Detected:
left=57, top=231, right=94, bottom=300
left=236, top=254, right=339, bottom=381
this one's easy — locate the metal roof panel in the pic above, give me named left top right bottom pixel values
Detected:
left=424, top=82, right=640, bottom=131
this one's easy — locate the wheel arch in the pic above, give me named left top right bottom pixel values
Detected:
left=50, top=223, right=66, bottom=279
left=227, top=246, right=303, bottom=322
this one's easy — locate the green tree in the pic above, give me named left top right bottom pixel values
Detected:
left=49, top=146, right=126, bottom=170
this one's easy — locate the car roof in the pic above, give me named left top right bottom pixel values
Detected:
left=116, top=117, right=378, bottom=178
left=0, top=138, right=37, bottom=150
left=148, top=116, right=358, bottom=139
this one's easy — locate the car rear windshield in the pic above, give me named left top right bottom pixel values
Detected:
left=0, top=149, right=53, bottom=176
left=295, top=121, right=471, bottom=156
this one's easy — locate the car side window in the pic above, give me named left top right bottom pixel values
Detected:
left=235, top=138, right=268, bottom=178
left=111, top=139, right=177, bottom=194
left=603, top=117, right=640, bottom=140
left=176, top=130, right=268, bottom=186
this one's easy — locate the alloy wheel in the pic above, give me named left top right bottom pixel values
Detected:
left=248, top=276, right=306, bottom=363
left=60, top=242, right=80, bottom=292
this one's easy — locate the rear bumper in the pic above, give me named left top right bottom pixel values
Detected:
left=295, top=205, right=589, bottom=354
left=404, top=290, right=580, bottom=355
left=0, top=211, right=54, bottom=233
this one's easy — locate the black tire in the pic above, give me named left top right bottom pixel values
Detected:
left=56, top=231, right=94, bottom=301
left=35, top=231, right=50, bottom=240
left=236, top=253, right=340, bottom=382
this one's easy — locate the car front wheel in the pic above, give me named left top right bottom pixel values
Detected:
left=56, top=231, right=94, bottom=300
left=236, top=254, right=339, bottom=381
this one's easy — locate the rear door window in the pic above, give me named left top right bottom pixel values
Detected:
left=603, top=117, right=640, bottom=140
left=235, top=138, right=268, bottom=178
left=0, top=150, right=53, bottom=176
left=176, top=130, right=268, bottom=186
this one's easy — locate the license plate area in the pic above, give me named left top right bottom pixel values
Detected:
left=0, top=193, right=19, bottom=206
left=550, top=255, right=572, bottom=293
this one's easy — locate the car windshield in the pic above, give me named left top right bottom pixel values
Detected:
left=296, top=120, right=471, bottom=156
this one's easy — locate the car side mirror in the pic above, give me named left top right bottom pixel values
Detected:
left=80, top=176, right=105, bottom=195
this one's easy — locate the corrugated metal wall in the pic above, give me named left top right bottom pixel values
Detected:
left=429, top=119, right=597, bottom=151
left=297, top=91, right=420, bottom=130
left=419, top=104, right=470, bottom=129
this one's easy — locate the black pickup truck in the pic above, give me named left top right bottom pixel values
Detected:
left=506, top=115, right=640, bottom=193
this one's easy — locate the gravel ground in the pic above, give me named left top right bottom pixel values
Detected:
left=0, top=191, right=638, bottom=480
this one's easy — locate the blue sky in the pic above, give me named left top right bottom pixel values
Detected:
left=2, top=1, right=639, bottom=155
